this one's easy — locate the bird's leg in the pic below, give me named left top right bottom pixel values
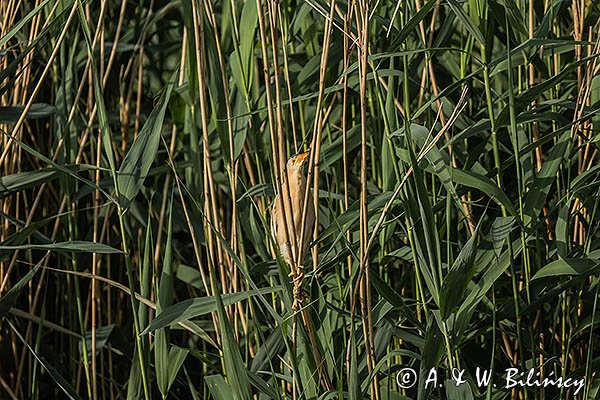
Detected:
left=291, top=263, right=306, bottom=311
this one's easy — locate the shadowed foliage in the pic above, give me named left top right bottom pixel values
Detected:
left=0, top=0, right=599, bottom=399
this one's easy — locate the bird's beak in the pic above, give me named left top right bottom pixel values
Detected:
left=296, top=150, right=310, bottom=163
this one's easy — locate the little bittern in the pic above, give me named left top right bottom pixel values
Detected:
left=271, top=150, right=332, bottom=391
left=271, top=150, right=314, bottom=267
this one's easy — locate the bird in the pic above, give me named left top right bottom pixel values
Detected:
left=270, top=150, right=314, bottom=268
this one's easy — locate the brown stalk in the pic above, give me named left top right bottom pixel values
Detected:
left=527, top=0, right=555, bottom=244
left=295, top=0, right=337, bottom=283
left=252, top=15, right=297, bottom=380
left=570, top=37, right=600, bottom=250
left=342, top=0, right=356, bottom=383
left=91, top=96, right=103, bottom=400
left=88, top=2, right=109, bottom=398
left=201, top=0, right=250, bottom=337
left=266, top=0, right=300, bottom=271
left=288, top=0, right=338, bottom=392
left=278, top=8, right=299, bottom=151
left=0, top=375, right=18, bottom=400
left=190, top=0, right=219, bottom=296
left=351, top=0, right=379, bottom=397
left=253, top=0, right=296, bottom=295
left=377, top=77, right=405, bottom=116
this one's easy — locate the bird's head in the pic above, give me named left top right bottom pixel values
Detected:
left=287, top=150, right=310, bottom=170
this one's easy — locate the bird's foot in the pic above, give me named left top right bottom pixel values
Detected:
left=291, top=264, right=306, bottom=310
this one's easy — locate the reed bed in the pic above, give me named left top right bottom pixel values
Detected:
left=0, top=0, right=599, bottom=399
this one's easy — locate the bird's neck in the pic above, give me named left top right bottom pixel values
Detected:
left=284, top=169, right=306, bottom=206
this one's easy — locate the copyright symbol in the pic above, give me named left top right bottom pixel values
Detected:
left=396, top=367, right=417, bottom=389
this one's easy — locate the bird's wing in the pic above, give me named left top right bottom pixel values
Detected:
left=271, top=195, right=292, bottom=263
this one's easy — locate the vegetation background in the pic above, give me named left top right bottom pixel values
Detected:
left=0, top=0, right=599, bottom=399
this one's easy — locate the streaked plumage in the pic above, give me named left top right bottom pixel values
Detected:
left=270, top=150, right=314, bottom=267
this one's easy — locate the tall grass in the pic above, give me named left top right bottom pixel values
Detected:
left=1, top=0, right=599, bottom=399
